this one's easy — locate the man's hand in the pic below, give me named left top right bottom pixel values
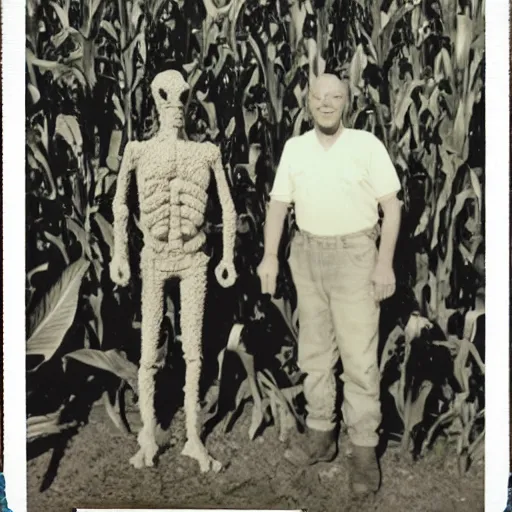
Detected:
left=257, top=254, right=279, bottom=296
left=371, top=262, right=396, bottom=302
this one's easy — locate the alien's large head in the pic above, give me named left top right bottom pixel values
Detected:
left=150, top=70, right=190, bottom=129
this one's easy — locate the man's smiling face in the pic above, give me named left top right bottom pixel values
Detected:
left=308, top=74, right=348, bottom=134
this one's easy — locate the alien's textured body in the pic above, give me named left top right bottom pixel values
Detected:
left=135, top=138, right=216, bottom=261
left=110, top=71, right=237, bottom=473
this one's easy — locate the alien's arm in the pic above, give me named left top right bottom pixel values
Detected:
left=211, top=146, right=236, bottom=263
left=112, top=141, right=138, bottom=264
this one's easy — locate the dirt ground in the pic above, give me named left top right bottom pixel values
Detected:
left=27, top=401, right=484, bottom=512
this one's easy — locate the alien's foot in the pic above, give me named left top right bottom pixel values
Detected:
left=181, top=438, right=222, bottom=473
left=130, top=433, right=158, bottom=468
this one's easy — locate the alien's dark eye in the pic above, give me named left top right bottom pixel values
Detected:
left=159, top=88, right=168, bottom=100
left=179, top=90, right=189, bottom=104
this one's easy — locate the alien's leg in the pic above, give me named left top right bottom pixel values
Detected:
left=179, top=264, right=222, bottom=473
left=130, top=258, right=165, bottom=469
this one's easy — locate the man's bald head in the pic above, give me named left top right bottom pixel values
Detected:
left=309, top=73, right=348, bottom=96
left=308, top=73, right=349, bottom=134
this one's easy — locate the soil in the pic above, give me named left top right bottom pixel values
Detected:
left=27, top=399, right=484, bottom=512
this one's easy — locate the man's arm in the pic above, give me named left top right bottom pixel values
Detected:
left=257, top=199, right=290, bottom=295
left=377, top=192, right=401, bottom=268
left=263, top=200, right=290, bottom=256
left=258, top=139, right=293, bottom=295
left=372, top=192, right=402, bottom=301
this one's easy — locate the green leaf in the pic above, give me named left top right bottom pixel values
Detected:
left=258, top=371, right=302, bottom=423
left=249, top=397, right=268, bottom=440
left=388, top=380, right=404, bottom=421
left=94, top=212, right=114, bottom=253
left=455, top=10, right=472, bottom=71
left=393, top=80, right=424, bottom=131
left=379, top=325, right=404, bottom=373
left=49, top=1, right=70, bottom=29
left=462, top=307, right=485, bottom=344
left=247, top=35, right=267, bottom=88
left=403, top=380, right=434, bottom=436
left=349, top=44, right=367, bottom=95
left=27, top=263, right=49, bottom=300
left=270, top=297, right=297, bottom=339
left=27, top=258, right=90, bottom=371
left=421, top=407, right=456, bottom=455
left=377, top=5, right=414, bottom=65
left=100, top=20, right=118, bottom=41
left=44, top=231, right=70, bottom=265
left=468, top=429, right=484, bottom=460
left=224, top=378, right=250, bottom=433
left=103, top=390, right=129, bottom=434
left=88, top=289, right=104, bottom=345
left=55, top=114, right=83, bottom=159
left=242, top=67, right=260, bottom=138
left=27, top=83, right=41, bottom=105
left=27, top=408, right=77, bottom=442
left=27, top=143, right=57, bottom=200
left=81, top=0, right=106, bottom=38
left=63, top=348, right=138, bottom=393
left=226, top=323, right=245, bottom=352
left=451, top=100, right=466, bottom=157
left=277, top=398, right=296, bottom=442
left=196, top=91, right=219, bottom=140
left=404, top=314, right=432, bottom=343
left=66, top=217, right=93, bottom=260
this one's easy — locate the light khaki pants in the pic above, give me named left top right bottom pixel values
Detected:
left=288, top=226, right=381, bottom=447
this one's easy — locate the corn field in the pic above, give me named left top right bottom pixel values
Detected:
left=26, top=0, right=485, bottom=488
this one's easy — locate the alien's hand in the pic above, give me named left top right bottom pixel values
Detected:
left=215, top=259, right=237, bottom=288
left=110, top=254, right=131, bottom=287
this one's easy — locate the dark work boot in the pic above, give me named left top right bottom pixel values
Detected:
left=348, top=445, right=381, bottom=495
left=284, top=428, right=337, bottom=466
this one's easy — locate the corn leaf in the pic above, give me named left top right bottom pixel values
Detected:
left=236, top=351, right=266, bottom=439
left=66, top=217, right=92, bottom=260
left=94, top=212, right=114, bottom=253
left=270, top=296, right=298, bottom=339
left=455, top=10, right=472, bottom=71
left=379, top=325, right=404, bottom=373
left=27, top=258, right=90, bottom=371
left=27, top=408, right=77, bottom=442
left=103, top=390, right=129, bottom=434
left=226, top=322, right=245, bottom=352
left=63, top=348, right=138, bottom=393
left=403, top=380, right=434, bottom=441
left=88, top=290, right=104, bottom=345
left=55, top=114, right=83, bottom=159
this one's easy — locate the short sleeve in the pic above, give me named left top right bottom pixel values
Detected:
left=269, top=141, right=293, bottom=204
left=368, top=135, right=401, bottom=200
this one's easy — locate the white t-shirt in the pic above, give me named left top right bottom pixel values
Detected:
left=270, top=128, right=401, bottom=236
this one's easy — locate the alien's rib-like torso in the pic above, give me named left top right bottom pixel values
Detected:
left=135, top=138, right=215, bottom=258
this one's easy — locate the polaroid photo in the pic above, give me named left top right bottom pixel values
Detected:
left=3, top=0, right=510, bottom=511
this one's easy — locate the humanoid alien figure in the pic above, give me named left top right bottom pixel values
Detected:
left=110, top=70, right=237, bottom=472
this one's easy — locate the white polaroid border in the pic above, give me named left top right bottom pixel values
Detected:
left=75, top=510, right=303, bottom=512
left=3, top=1, right=509, bottom=511
left=4, top=0, right=28, bottom=511
left=485, top=1, right=511, bottom=511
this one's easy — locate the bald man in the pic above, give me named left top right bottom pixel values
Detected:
left=257, top=74, right=402, bottom=495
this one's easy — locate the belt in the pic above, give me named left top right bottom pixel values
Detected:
left=296, top=224, right=380, bottom=242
